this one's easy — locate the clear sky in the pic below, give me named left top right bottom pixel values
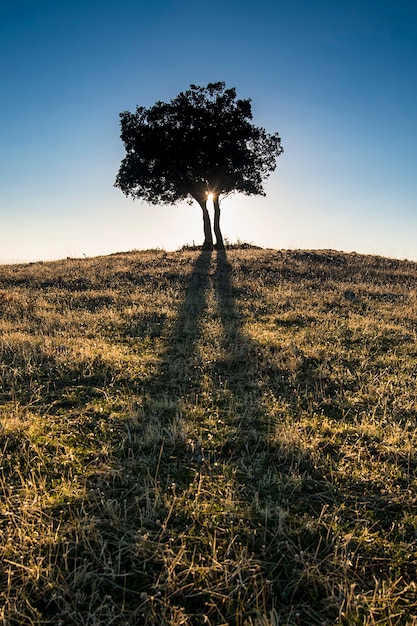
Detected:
left=1, top=0, right=417, bottom=263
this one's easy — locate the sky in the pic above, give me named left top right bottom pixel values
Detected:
left=1, top=0, right=417, bottom=263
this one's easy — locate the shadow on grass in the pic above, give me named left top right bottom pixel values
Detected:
left=127, top=248, right=336, bottom=622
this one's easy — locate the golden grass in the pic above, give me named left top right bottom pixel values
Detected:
left=0, top=247, right=416, bottom=624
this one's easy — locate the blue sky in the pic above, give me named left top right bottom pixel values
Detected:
left=1, top=0, right=417, bottom=262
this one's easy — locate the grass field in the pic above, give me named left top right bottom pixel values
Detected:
left=0, top=247, right=416, bottom=625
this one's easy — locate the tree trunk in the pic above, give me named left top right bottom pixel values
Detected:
left=213, top=195, right=225, bottom=250
left=199, top=200, right=213, bottom=250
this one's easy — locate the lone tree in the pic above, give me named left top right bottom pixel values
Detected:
left=115, top=82, right=283, bottom=250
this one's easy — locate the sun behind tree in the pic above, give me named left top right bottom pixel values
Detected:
left=115, top=82, right=284, bottom=250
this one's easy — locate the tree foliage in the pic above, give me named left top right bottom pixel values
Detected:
left=115, top=82, right=283, bottom=248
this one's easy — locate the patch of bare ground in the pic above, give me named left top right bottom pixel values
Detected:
left=0, top=247, right=416, bottom=624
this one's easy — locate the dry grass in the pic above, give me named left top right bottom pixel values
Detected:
left=0, top=247, right=417, bottom=624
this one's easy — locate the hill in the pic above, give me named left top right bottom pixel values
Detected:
left=0, top=247, right=416, bottom=624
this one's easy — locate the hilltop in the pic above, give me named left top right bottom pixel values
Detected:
left=0, top=247, right=416, bottom=624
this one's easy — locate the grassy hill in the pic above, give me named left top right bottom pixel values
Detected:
left=0, top=247, right=416, bottom=625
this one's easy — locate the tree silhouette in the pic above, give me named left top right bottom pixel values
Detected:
left=115, top=82, right=283, bottom=250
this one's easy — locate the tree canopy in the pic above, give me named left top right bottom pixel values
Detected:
left=115, top=82, right=283, bottom=249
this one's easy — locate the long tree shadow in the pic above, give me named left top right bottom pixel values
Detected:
left=119, top=248, right=292, bottom=622
left=134, top=248, right=284, bottom=621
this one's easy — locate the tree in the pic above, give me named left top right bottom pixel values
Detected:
left=115, top=82, right=283, bottom=250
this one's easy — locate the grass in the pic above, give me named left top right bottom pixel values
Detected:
left=0, top=246, right=416, bottom=624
